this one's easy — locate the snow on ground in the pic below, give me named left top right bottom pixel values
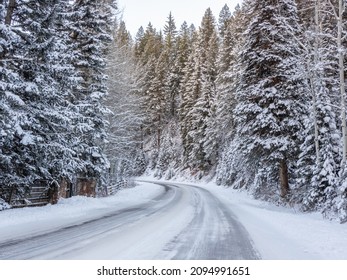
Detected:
left=201, top=182, right=347, bottom=260
left=1, top=175, right=347, bottom=260
left=139, top=175, right=347, bottom=260
left=0, top=182, right=163, bottom=243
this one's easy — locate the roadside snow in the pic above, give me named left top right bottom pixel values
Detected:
left=139, top=175, right=347, bottom=260
left=0, top=182, right=163, bottom=242
left=196, top=181, right=347, bottom=260
left=1, top=176, right=347, bottom=260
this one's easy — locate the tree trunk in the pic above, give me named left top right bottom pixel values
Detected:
left=5, top=0, right=16, bottom=25
left=157, top=128, right=162, bottom=149
left=279, top=159, right=289, bottom=198
left=171, top=89, right=176, bottom=117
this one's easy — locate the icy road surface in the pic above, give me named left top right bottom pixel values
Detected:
left=0, top=182, right=259, bottom=260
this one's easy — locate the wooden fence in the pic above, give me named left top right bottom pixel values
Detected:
left=107, top=179, right=129, bottom=196
left=7, top=181, right=58, bottom=208
left=0, top=177, right=133, bottom=209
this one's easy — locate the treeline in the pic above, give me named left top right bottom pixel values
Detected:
left=0, top=0, right=116, bottom=205
left=1, top=0, right=347, bottom=222
left=120, top=0, right=347, bottom=222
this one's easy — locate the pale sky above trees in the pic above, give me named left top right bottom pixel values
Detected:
left=117, top=0, right=243, bottom=35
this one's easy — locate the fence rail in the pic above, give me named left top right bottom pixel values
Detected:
left=1, top=181, right=56, bottom=209
left=0, top=177, right=135, bottom=210
left=107, top=179, right=129, bottom=196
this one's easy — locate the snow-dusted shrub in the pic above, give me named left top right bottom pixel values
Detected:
left=0, top=198, right=10, bottom=211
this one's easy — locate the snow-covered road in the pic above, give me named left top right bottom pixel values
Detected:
left=0, top=182, right=259, bottom=260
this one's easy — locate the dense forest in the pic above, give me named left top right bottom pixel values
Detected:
left=0, top=0, right=116, bottom=207
left=1, top=0, right=347, bottom=223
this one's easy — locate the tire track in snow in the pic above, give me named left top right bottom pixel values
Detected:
left=159, top=183, right=260, bottom=260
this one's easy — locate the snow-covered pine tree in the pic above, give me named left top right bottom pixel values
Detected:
left=198, top=4, right=234, bottom=178
left=0, top=0, right=29, bottom=200
left=215, top=3, right=251, bottom=186
left=22, top=0, right=88, bottom=184
left=178, top=27, right=199, bottom=171
left=136, top=23, right=162, bottom=67
left=179, top=9, right=218, bottom=174
left=133, top=24, right=167, bottom=171
left=134, top=23, right=163, bottom=137
left=232, top=0, right=309, bottom=200
left=146, top=13, right=190, bottom=178
left=134, top=26, right=145, bottom=59
left=294, top=0, right=341, bottom=214
left=163, top=12, right=179, bottom=118
left=200, top=28, right=219, bottom=173
left=175, top=22, right=193, bottom=125
left=147, top=47, right=167, bottom=150
left=218, top=4, right=232, bottom=38
left=176, top=22, right=192, bottom=88
left=145, top=14, right=179, bottom=161
left=0, top=0, right=98, bottom=202
left=67, top=0, right=116, bottom=179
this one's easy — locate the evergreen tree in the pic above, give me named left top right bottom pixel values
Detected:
left=0, top=0, right=29, bottom=196
left=215, top=4, right=248, bottom=185
left=136, top=24, right=163, bottom=140
left=163, top=12, right=179, bottom=118
left=232, top=0, right=309, bottom=199
left=134, top=26, right=145, bottom=59
left=177, top=24, right=196, bottom=78
left=176, top=21, right=192, bottom=97
left=181, top=8, right=219, bottom=173
left=218, top=4, right=232, bottom=38
left=200, top=29, right=219, bottom=172
left=0, top=0, right=90, bottom=200
left=147, top=50, right=167, bottom=149
left=68, top=0, right=116, bottom=178
left=179, top=29, right=199, bottom=170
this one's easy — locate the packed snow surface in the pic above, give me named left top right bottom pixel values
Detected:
left=0, top=179, right=346, bottom=259
left=0, top=182, right=163, bottom=242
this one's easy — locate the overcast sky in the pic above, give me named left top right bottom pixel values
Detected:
left=117, top=0, right=243, bottom=36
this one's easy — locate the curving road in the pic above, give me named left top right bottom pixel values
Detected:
left=0, top=182, right=260, bottom=260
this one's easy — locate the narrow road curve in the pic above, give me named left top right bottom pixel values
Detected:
left=0, top=182, right=260, bottom=260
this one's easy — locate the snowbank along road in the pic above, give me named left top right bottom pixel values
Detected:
left=0, top=182, right=260, bottom=260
